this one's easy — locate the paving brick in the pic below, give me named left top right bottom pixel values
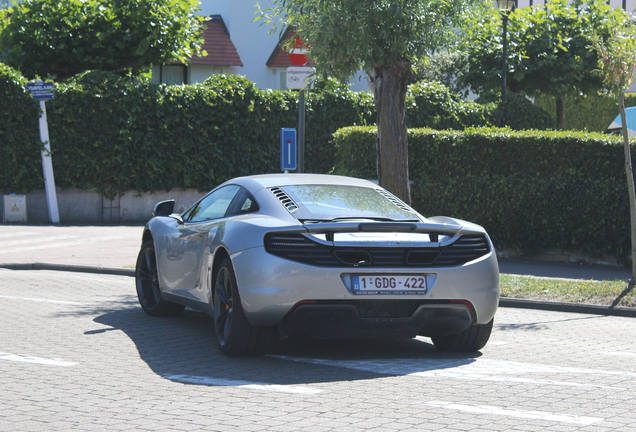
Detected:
left=2, top=270, right=636, bottom=431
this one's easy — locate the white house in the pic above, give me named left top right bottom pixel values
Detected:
left=149, top=0, right=358, bottom=91
left=150, top=0, right=636, bottom=91
left=151, top=0, right=368, bottom=91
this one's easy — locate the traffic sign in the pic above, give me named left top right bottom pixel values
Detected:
left=288, top=36, right=308, bottom=66
left=286, top=67, right=316, bottom=90
left=27, top=82, right=55, bottom=101
left=280, top=128, right=297, bottom=171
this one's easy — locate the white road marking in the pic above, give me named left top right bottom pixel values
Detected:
left=164, top=375, right=322, bottom=394
left=605, top=352, right=636, bottom=357
left=424, top=401, right=603, bottom=425
left=0, top=232, right=41, bottom=239
left=0, top=352, right=77, bottom=367
left=271, top=356, right=633, bottom=389
left=0, top=235, right=81, bottom=247
left=0, top=236, right=123, bottom=254
left=0, top=295, right=83, bottom=305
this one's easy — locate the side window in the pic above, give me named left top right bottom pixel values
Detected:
left=227, top=188, right=260, bottom=217
left=188, top=185, right=240, bottom=222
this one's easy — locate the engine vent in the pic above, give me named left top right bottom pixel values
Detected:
left=269, top=187, right=299, bottom=213
left=264, top=233, right=490, bottom=268
left=375, top=189, right=413, bottom=212
left=434, top=235, right=491, bottom=266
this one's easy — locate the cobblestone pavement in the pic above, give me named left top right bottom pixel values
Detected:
left=2, top=269, right=636, bottom=431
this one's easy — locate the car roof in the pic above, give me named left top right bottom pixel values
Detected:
left=233, top=174, right=379, bottom=190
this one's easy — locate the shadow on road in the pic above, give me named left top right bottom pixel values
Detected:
left=90, top=306, right=482, bottom=387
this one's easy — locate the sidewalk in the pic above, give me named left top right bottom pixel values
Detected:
left=1, top=224, right=634, bottom=316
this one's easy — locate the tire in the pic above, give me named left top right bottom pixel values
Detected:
left=135, top=240, right=185, bottom=317
left=213, top=258, right=272, bottom=356
left=431, top=319, right=494, bottom=352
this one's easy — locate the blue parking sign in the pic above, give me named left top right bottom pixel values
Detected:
left=280, top=128, right=297, bottom=171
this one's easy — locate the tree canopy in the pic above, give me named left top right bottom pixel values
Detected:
left=0, top=0, right=205, bottom=81
left=461, top=0, right=618, bottom=128
left=260, top=0, right=484, bottom=203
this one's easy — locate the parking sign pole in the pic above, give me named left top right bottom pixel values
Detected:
left=38, top=100, right=60, bottom=224
left=298, top=89, right=305, bottom=173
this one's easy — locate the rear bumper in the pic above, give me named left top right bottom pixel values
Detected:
left=232, top=245, right=499, bottom=327
left=278, top=301, right=474, bottom=339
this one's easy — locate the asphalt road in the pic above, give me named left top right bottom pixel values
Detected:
left=2, top=268, right=636, bottom=431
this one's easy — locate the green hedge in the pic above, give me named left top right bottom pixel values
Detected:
left=0, top=64, right=43, bottom=192
left=535, top=93, right=636, bottom=132
left=0, top=64, right=554, bottom=199
left=333, top=126, right=631, bottom=261
left=407, top=82, right=554, bottom=131
left=0, top=69, right=373, bottom=197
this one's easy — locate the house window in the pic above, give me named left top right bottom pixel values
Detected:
left=280, top=72, right=287, bottom=90
left=152, top=65, right=187, bottom=85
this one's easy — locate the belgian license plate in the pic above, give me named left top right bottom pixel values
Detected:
left=352, top=275, right=428, bottom=295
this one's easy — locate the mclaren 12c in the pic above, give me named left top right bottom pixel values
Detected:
left=135, top=174, right=499, bottom=356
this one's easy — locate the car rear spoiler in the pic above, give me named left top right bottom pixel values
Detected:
left=301, top=219, right=486, bottom=240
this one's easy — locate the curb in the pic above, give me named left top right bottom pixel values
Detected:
left=1, top=263, right=635, bottom=317
left=498, top=298, right=636, bottom=318
left=0, top=262, right=135, bottom=277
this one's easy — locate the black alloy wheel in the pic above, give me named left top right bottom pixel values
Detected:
left=135, top=240, right=184, bottom=317
left=213, top=263, right=234, bottom=348
left=212, top=258, right=272, bottom=356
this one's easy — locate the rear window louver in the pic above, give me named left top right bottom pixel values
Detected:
left=269, top=187, right=299, bottom=213
left=264, top=233, right=490, bottom=267
left=375, top=189, right=413, bottom=212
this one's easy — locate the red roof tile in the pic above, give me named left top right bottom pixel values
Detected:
left=191, top=16, right=243, bottom=67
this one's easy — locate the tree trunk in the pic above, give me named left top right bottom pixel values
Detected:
left=368, top=58, right=412, bottom=205
left=619, top=91, right=636, bottom=286
left=555, top=98, right=565, bottom=130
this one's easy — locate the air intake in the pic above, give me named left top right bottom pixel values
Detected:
left=269, top=187, right=299, bottom=213
left=375, top=189, right=413, bottom=212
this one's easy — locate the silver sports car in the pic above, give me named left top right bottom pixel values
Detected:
left=135, top=174, right=499, bottom=356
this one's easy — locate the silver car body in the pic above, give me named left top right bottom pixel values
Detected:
left=142, top=174, right=499, bottom=339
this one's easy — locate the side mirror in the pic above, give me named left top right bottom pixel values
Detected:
left=153, top=200, right=175, bottom=217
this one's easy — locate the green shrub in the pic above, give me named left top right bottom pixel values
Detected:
left=406, top=81, right=490, bottom=130
left=0, top=63, right=43, bottom=192
left=534, top=93, right=636, bottom=132
left=407, top=83, right=554, bottom=131
left=333, top=126, right=631, bottom=261
left=476, top=92, right=555, bottom=131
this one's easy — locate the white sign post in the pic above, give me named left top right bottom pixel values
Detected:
left=27, top=81, right=59, bottom=224
left=287, top=67, right=315, bottom=173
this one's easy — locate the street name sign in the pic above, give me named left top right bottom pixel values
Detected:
left=27, top=82, right=55, bottom=101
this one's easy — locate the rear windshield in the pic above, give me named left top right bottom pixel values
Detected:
left=279, top=185, right=420, bottom=221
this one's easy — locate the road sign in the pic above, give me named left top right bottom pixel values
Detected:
left=288, top=36, right=308, bottom=66
left=286, top=67, right=316, bottom=90
left=280, top=128, right=297, bottom=171
left=27, top=82, right=55, bottom=101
